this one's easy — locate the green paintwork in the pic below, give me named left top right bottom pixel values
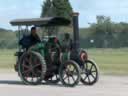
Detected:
left=31, top=42, right=46, bottom=56
left=30, top=37, right=60, bottom=57
left=61, top=52, right=70, bottom=63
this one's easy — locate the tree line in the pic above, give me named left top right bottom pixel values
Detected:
left=81, top=16, right=128, bottom=48
left=0, top=17, right=128, bottom=49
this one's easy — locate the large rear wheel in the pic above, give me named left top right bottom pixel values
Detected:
left=18, top=51, right=46, bottom=85
left=59, top=60, right=81, bottom=87
left=81, top=60, right=99, bottom=85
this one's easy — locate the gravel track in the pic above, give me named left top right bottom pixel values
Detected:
left=0, top=72, right=128, bottom=96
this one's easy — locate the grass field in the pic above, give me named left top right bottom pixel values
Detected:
left=0, top=49, right=16, bottom=69
left=87, top=48, right=128, bottom=75
left=0, top=48, right=128, bottom=75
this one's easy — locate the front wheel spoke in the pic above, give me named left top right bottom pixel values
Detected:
left=66, top=69, right=70, bottom=74
left=84, top=65, right=88, bottom=72
left=63, top=70, right=66, bottom=75
left=88, top=76, right=91, bottom=83
left=56, top=75, right=58, bottom=79
left=67, top=76, right=70, bottom=84
left=68, top=65, right=71, bottom=69
left=90, top=65, right=93, bottom=71
left=84, top=75, right=88, bottom=80
left=67, top=66, right=71, bottom=72
left=72, top=67, right=76, bottom=73
left=63, top=75, right=68, bottom=80
left=91, top=70, right=96, bottom=73
left=91, top=73, right=95, bottom=79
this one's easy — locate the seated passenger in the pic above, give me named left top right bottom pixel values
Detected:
left=19, top=27, right=41, bottom=49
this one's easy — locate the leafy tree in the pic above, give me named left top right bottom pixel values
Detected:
left=41, top=0, right=73, bottom=19
left=41, top=0, right=53, bottom=17
left=90, top=16, right=114, bottom=48
left=52, top=0, right=73, bottom=20
left=41, top=0, right=73, bottom=35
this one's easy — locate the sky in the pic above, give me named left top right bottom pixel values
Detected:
left=0, top=0, right=128, bottom=30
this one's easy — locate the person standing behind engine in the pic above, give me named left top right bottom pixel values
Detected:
left=62, top=33, right=73, bottom=52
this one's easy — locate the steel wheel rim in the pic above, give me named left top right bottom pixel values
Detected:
left=20, top=53, right=43, bottom=84
left=81, top=60, right=98, bottom=84
left=62, top=63, right=79, bottom=85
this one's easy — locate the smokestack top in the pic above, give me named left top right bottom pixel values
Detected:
left=73, top=12, right=79, bottom=16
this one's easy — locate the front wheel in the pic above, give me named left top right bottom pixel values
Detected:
left=59, top=60, right=81, bottom=87
left=81, top=60, right=99, bottom=85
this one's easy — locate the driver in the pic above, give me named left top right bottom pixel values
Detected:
left=19, top=27, right=41, bottom=49
left=29, top=27, right=41, bottom=46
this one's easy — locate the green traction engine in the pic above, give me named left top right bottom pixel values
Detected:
left=10, top=13, right=99, bottom=87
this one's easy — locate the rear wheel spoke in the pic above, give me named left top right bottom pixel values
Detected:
left=22, top=69, right=31, bottom=74
left=37, top=70, right=42, bottom=74
left=32, top=69, right=37, bottom=76
left=33, top=64, right=41, bottom=68
left=25, top=58, right=29, bottom=63
left=22, top=63, right=29, bottom=69
left=29, top=54, right=32, bottom=65
left=71, top=75, right=75, bottom=82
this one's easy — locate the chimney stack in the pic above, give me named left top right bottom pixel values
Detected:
left=72, top=12, right=80, bottom=51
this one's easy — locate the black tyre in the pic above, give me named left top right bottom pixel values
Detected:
left=81, top=60, right=99, bottom=85
left=59, top=60, right=81, bottom=87
left=18, top=51, right=46, bottom=85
